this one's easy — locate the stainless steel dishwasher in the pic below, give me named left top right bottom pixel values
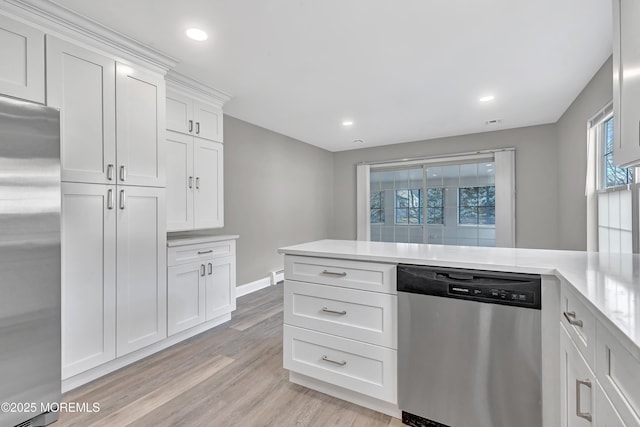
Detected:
left=397, top=265, right=542, bottom=427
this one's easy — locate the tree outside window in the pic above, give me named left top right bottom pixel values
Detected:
left=459, top=186, right=495, bottom=225
left=370, top=191, right=384, bottom=224
left=602, top=117, right=634, bottom=188
left=425, top=188, right=444, bottom=225
left=395, top=189, right=422, bottom=224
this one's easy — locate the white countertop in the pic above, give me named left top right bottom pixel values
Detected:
left=167, top=233, right=239, bottom=247
left=278, top=239, right=640, bottom=355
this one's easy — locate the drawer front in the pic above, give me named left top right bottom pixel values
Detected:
left=596, top=322, right=640, bottom=426
left=560, top=283, right=596, bottom=367
left=284, top=280, right=397, bottom=348
left=283, top=325, right=397, bottom=403
left=284, top=255, right=396, bottom=294
left=168, top=240, right=235, bottom=266
left=595, top=381, right=627, bottom=427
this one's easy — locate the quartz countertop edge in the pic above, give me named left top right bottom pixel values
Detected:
left=167, top=234, right=239, bottom=247
left=278, top=239, right=640, bottom=357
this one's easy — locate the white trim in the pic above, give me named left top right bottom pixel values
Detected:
left=166, top=71, right=232, bottom=107
left=236, top=276, right=272, bottom=297
left=270, top=268, right=284, bottom=285
left=361, top=148, right=514, bottom=168
left=62, top=313, right=231, bottom=392
left=356, top=164, right=371, bottom=240
left=0, top=0, right=178, bottom=71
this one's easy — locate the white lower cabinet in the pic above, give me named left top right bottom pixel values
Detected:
left=283, top=255, right=398, bottom=416
left=561, top=325, right=596, bottom=427
left=167, top=239, right=236, bottom=336
left=61, top=184, right=166, bottom=376
left=596, top=381, right=626, bottom=427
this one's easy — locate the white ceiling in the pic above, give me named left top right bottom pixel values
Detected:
left=53, top=0, right=612, bottom=152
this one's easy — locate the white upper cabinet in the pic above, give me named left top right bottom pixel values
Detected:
left=116, top=63, right=166, bottom=187
left=46, top=36, right=116, bottom=184
left=0, top=14, right=44, bottom=102
left=194, top=139, right=224, bottom=229
left=167, top=89, right=223, bottom=142
left=613, top=0, right=640, bottom=167
left=166, top=131, right=194, bottom=231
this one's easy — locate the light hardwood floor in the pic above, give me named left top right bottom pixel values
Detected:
left=57, top=284, right=399, bottom=427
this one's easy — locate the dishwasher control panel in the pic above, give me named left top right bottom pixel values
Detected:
left=449, top=285, right=535, bottom=305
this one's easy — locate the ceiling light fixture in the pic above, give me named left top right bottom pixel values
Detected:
left=479, top=95, right=495, bottom=102
left=342, top=120, right=353, bottom=126
left=353, top=139, right=364, bottom=143
left=186, top=28, right=208, bottom=41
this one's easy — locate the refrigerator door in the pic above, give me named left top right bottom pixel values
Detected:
left=0, top=95, right=61, bottom=427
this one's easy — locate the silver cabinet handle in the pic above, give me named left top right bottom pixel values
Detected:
left=208, top=262, right=213, bottom=275
left=576, top=378, right=593, bottom=422
left=119, top=165, right=127, bottom=182
left=188, top=120, right=193, bottom=133
left=322, top=307, right=347, bottom=315
left=321, top=355, right=346, bottom=366
left=119, top=189, right=126, bottom=210
left=195, top=122, right=200, bottom=134
left=188, top=176, right=193, bottom=189
left=107, top=164, right=114, bottom=181
left=200, top=264, right=206, bottom=277
left=564, top=311, right=583, bottom=328
left=321, top=270, right=347, bottom=277
left=198, top=250, right=213, bottom=255
left=107, top=189, right=114, bottom=210
left=195, top=177, right=200, bottom=189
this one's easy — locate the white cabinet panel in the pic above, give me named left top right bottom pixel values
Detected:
left=166, top=131, right=193, bottom=231
left=194, top=139, right=223, bottom=228
left=166, top=90, right=193, bottom=135
left=0, top=14, right=44, bottom=102
left=61, top=183, right=116, bottom=379
left=561, top=284, right=596, bottom=368
left=561, top=326, right=595, bottom=427
left=168, top=262, right=206, bottom=336
left=116, top=186, right=167, bottom=356
left=46, top=36, right=116, bottom=184
left=596, top=382, right=626, bottom=427
left=193, top=100, right=223, bottom=142
left=613, top=0, right=640, bottom=166
left=205, top=255, right=236, bottom=320
left=116, top=63, right=165, bottom=187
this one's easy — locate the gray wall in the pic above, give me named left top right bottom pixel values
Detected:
left=556, top=57, right=613, bottom=250
left=218, top=115, right=334, bottom=286
left=331, top=125, right=560, bottom=249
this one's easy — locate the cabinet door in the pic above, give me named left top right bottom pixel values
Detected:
left=596, top=382, right=626, bottom=427
left=46, top=36, right=116, bottom=184
left=167, top=262, right=206, bottom=336
left=194, top=139, right=224, bottom=228
left=0, top=14, right=44, bottom=102
left=613, top=0, right=640, bottom=167
left=166, top=89, right=193, bottom=135
left=193, top=100, right=223, bottom=142
left=116, top=186, right=167, bottom=356
left=166, top=131, right=194, bottom=231
left=61, top=183, right=116, bottom=379
left=205, top=255, right=236, bottom=320
left=561, top=326, right=596, bottom=427
left=116, top=62, right=166, bottom=187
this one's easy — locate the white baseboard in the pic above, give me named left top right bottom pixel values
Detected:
left=236, top=276, right=272, bottom=297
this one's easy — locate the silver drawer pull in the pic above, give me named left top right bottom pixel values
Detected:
left=200, top=264, right=206, bottom=277
left=321, top=355, right=346, bottom=366
left=321, top=270, right=347, bottom=277
left=563, top=311, right=583, bottom=327
left=198, top=250, right=213, bottom=254
left=322, top=307, right=347, bottom=315
left=576, top=378, right=593, bottom=422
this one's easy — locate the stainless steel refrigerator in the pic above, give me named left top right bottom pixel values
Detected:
left=0, top=95, right=61, bottom=427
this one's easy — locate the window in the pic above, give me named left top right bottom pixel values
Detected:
left=425, top=188, right=445, bottom=225
left=395, top=189, right=422, bottom=224
left=370, top=191, right=384, bottom=224
left=458, top=186, right=495, bottom=225
left=601, top=117, right=634, bottom=189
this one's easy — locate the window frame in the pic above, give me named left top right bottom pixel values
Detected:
left=457, top=185, right=496, bottom=227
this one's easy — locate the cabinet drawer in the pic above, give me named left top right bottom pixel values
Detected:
left=596, top=322, right=640, bottom=426
left=168, top=240, right=235, bottom=266
left=285, top=255, right=396, bottom=294
left=284, top=280, right=397, bottom=348
left=560, top=283, right=596, bottom=367
left=283, top=325, right=397, bottom=403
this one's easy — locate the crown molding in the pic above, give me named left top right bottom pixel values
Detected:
left=166, top=70, right=232, bottom=107
left=2, top=0, right=178, bottom=71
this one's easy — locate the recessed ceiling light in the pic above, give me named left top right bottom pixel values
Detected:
left=342, top=120, right=353, bottom=126
left=479, top=95, right=495, bottom=102
left=186, top=28, right=208, bottom=41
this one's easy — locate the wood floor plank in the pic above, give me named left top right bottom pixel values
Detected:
left=57, top=284, right=395, bottom=427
